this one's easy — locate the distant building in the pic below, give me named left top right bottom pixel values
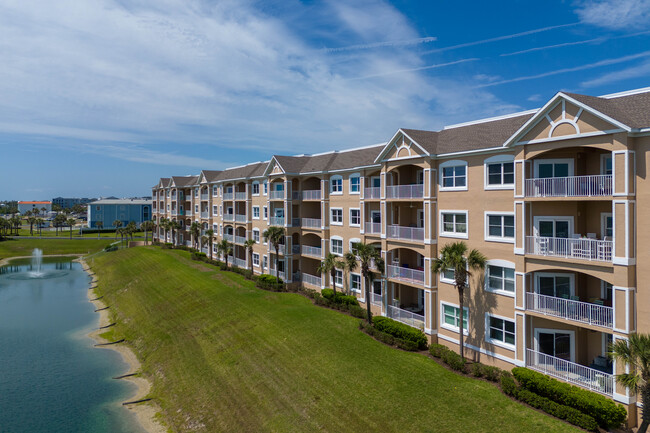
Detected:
left=18, top=201, right=52, bottom=214
left=51, top=197, right=94, bottom=209
left=87, top=198, right=152, bottom=229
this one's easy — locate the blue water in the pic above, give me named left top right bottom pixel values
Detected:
left=0, top=258, right=144, bottom=433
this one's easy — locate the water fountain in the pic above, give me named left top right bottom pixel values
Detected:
left=30, top=248, right=44, bottom=277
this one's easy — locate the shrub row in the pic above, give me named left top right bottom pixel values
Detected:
left=516, top=389, right=599, bottom=432
left=428, top=343, right=467, bottom=372
left=255, top=274, right=285, bottom=291
left=372, top=316, right=428, bottom=350
left=470, top=362, right=502, bottom=382
left=312, top=290, right=367, bottom=319
left=512, top=367, right=626, bottom=428
left=359, top=321, right=418, bottom=351
left=321, top=289, right=360, bottom=306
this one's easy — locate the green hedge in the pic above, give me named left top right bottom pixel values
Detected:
left=500, top=371, right=517, bottom=396
left=191, top=251, right=207, bottom=260
left=516, top=389, right=599, bottom=432
left=255, top=274, right=285, bottom=291
left=470, top=363, right=502, bottom=382
left=359, top=321, right=418, bottom=351
left=512, top=367, right=626, bottom=428
left=372, top=316, right=427, bottom=350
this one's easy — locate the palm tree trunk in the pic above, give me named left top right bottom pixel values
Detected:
left=331, top=270, right=337, bottom=294
left=458, top=286, right=465, bottom=360
left=249, top=250, right=253, bottom=275
left=275, top=248, right=280, bottom=283
left=365, top=273, right=372, bottom=324
left=639, top=385, right=650, bottom=433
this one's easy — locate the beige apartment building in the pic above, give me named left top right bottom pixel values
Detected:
left=152, top=87, right=650, bottom=423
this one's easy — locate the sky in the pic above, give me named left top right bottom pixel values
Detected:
left=1, top=0, right=649, bottom=200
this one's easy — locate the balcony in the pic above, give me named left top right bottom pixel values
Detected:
left=387, top=264, right=424, bottom=286
left=387, top=305, right=424, bottom=329
left=526, top=349, right=613, bottom=396
left=270, top=216, right=284, bottom=226
left=371, top=291, right=382, bottom=307
left=200, top=211, right=209, bottom=219
left=526, top=292, right=613, bottom=329
left=525, top=175, right=612, bottom=198
left=231, top=257, right=247, bottom=268
left=270, top=269, right=285, bottom=280
left=387, top=225, right=424, bottom=242
left=292, top=191, right=300, bottom=200
left=302, top=245, right=321, bottom=258
left=223, top=214, right=234, bottom=222
left=302, top=190, right=321, bottom=201
left=223, top=192, right=234, bottom=201
left=201, top=193, right=209, bottom=201
left=270, top=190, right=285, bottom=200
left=235, top=192, right=247, bottom=200
left=364, top=187, right=381, bottom=199
left=223, top=233, right=233, bottom=242
left=235, top=214, right=247, bottom=223
left=302, top=273, right=321, bottom=287
left=525, top=236, right=612, bottom=262
left=171, top=210, right=177, bottom=216
left=301, top=218, right=321, bottom=228
left=365, top=222, right=381, bottom=234
left=292, top=244, right=300, bottom=254
left=386, top=184, right=423, bottom=199
left=291, top=218, right=301, bottom=227
left=234, top=235, right=247, bottom=245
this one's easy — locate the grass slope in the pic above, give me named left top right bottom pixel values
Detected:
left=92, top=247, right=579, bottom=433
left=0, top=238, right=114, bottom=259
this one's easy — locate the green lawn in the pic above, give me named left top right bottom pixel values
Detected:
left=14, top=225, right=147, bottom=238
left=92, top=247, right=579, bottom=433
left=0, top=238, right=114, bottom=260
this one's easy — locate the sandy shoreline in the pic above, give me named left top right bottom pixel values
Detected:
left=78, top=258, right=166, bottom=433
left=0, top=253, right=83, bottom=267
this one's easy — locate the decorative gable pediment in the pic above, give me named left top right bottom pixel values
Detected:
left=263, top=157, right=286, bottom=176
left=375, top=129, right=428, bottom=163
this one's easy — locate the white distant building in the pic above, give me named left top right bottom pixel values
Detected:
left=18, top=201, right=52, bottom=215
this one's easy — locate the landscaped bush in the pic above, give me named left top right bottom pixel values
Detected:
left=500, top=371, right=517, bottom=397
left=358, top=321, right=418, bottom=351
left=429, top=343, right=447, bottom=358
left=347, top=304, right=367, bottom=319
left=441, top=348, right=466, bottom=372
left=255, top=274, right=285, bottom=291
left=191, top=251, right=207, bottom=260
left=482, top=365, right=502, bottom=382
left=336, top=294, right=359, bottom=306
left=372, top=316, right=428, bottom=350
left=512, top=367, right=627, bottom=428
left=321, top=288, right=335, bottom=300
left=161, top=242, right=174, bottom=249
left=470, top=362, right=484, bottom=378
left=516, top=389, right=599, bottom=432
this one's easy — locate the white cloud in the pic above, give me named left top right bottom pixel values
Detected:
left=527, top=94, right=543, bottom=102
left=581, top=59, right=650, bottom=87
left=575, top=0, right=650, bottom=30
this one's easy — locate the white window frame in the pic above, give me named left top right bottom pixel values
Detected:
left=252, top=206, right=260, bottom=220
left=440, top=301, right=468, bottom=335
left=439, top=210, right=468, bottom=239
left=349, top=208, right=360, bottom=227
left=330, top=175, right=343, bottom=195
left=212, top=205, right=218, bottom=216
left=253, top=253, right=260, bottom=267
left=532, top=216, right=574, bottom=237
left=330, top=208, right=343, bottom=225
left=219, top=205, right=222, bottom=216
left=439, top=160, right=468, bottom=191
left=262, top=255, right=268, bottom=270
left=212, top=186, right=218, bottom=196
left=252, top=181, right=260, bottom=196
left=484, top=154, right=515, bottom=190
left=484, top=260, right=515, bottom=297
left=440, top=267, right=456, bottom=285
left=533, top=328, right=576, bottom=363
left=533, top=158, right=574, bottom=178
left=349, top=173, right=361, bottom=194
left=349, top=238, right=361, bottom=254
left=253, top=229, right=260, bottom=243
left=601, top=212, right=612, bottom=238
left=334, top=269, right=344, bottom=287
left=484, top=211, right=515, bottom=243
left=331, top=236, right=343, bottom=256
left=263, top=206, right=268, bottom=220
left=350, top=273, right=362, bottom=293
left=535, top=272, right=575, bottom=297
left=600, top=153, right=613, bottom=175
left=485, top=313, right=516, bottom=350
left=263, top=181, right=268, bottom=195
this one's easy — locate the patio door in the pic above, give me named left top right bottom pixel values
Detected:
left=274, top=208, right=284, bottom=218
left=537, top=161, right=571, bottom=178
left=371, top=211, right=381, bottom=223
left=537, top=274, right=572, bottom=298
left=371, top=177, right=380, bottom=188
left=537, top=219, right=570, bottom=238
left=537, top=330, right=573, bottom=362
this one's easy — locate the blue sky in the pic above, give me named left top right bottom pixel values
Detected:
left=1, top=0, right=649, bottom=200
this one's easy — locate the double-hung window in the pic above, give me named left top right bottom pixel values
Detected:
left=331, top=238, right=343, bottom=255
left=335, top=269, right=343, bottom=287
left=440, top=211, right=468, bottom=238
left=485, top=213, right=514, bottom=242
left=253, top=206, right=260, bottom=219
left=253, top=253, right=260, bottom=267
left=331, top=208, right=343, bottom=225
left=350, top=274, right=361, bottom=293
left=252, top=182, right=260, bottom=195
left=440, top=161, right=467, bottom=190
left=253, top=229, right=260, bottom=243
left=263, top=206, right=268, bottom=219
left=330, top=176, right=343, bottom=194
left=441, top=303, right=468, bottom=334
left=350, top=209, right=360, bottom=226
left=486, top=315, right=515, bottom=347
left=349, top=175, right=360, bottom=194
left=486, top=160, right=514, bottom=188
left=486, top=264, right=515, bottom=294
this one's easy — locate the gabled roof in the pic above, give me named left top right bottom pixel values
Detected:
left=171, top=175, right=199, bottom=187
left=215, top=161, right=268, bottom=182
left=564, top=91, right=650, bottom=130
left=155, top=178, right=170, bottom=188
left=202, top=170, right=222, bottom=183
left=439, top=112, right=533, bottom=153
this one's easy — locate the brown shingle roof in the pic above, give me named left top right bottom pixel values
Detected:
left=564, top=91, right=650, bottom=129
left=277, top=145, right=384, bottom=174
left=171, top=175, right=199, bottom=187
left=201, top=170, right=222, bottom=183
left=400, top=129, right=438, bottom=153
left=215, top=161, right=268, bottom=181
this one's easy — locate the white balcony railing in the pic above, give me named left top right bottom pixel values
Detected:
left=270, top=190, right=285, bottom=200
left=270, top=269, right=285, bottom=280
left=200, top=211, right=209, bottom=219
left=302, top=218, right=321, bottom=228
left=232, top=257, right=247, bottom=268
left=223, top=192, right=234, bottom=200
left=201, top=193, right=209, bottom=200
left=526, top=349, right=613, bottom=396
left=371, top=291, right=382, bottom=306
left=386, top=265, right=424, bottom=285
left=302, top=245, right=322, bottom=258
left=235, top=214, right=247, bottom=223
left=525, top=175, right=612, bottom=198
left=223, top=214, right=234, bottom=222
left=235, top=192, right=247, bottom=200
left=525, top=236, right=612, bottom=262
left=302, top=273, right=321, bottom=287
left=270, top=216, right=284, bottom=226
left=387, top=305, right=424, bottom=329
left=364, top=187, right=381, bottom=199
left=365, top=222, right=381, bottom=234
left=302, top=190, right=321, bottom=200
left=526, top=292, right=613, bottom=328
left=386, top=184, right=424, bottom=199
left=234, top=235, right=247, bottom=245
left=223, top=233, right=233, bottom=242
left=387, top=225, right=424, bottom=241
left=171, top=210, right=177, bottom=216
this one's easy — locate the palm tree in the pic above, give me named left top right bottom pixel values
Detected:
left=610, top=334, right=650, bottom=433
left=113, top=220, right=123, bottom=238
left=126, top=221, right=137, bottom=241
left=141, top=220, right=154, bottom=245
left=205, top=229, right=215, bottom=259
left=67, top=218, right=76, bottom=239
left=36, top=218, right=44, bottom=236
left=27, top=216, right=37, bottom=236
left=96, top=221, right=104, bottom=238
left=169, top=220, right=180, bottom=245
left=339, top=251, right=358, bottom=295
left=217, top=239, right=232, bottom=267
left=190, top=222, right=201, bottom=250
left=431, top=241, right=486, bottom=360
left=263, top=226, right=285, bottom=283
left=318, top=253, right=340, bottom=294
left=159, top=218, right=169, bottom=242
left=244, top=239, right=256, bottom=274
left=11, top=215, right=22, bottom=235
left=349, top=242, right=384, bottom=324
